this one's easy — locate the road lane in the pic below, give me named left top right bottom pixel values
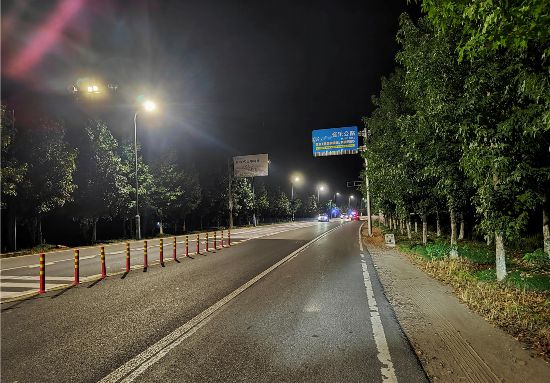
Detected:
left=106, top=222, right=426, bottom=383
left=0, top=221, right=317, bottom=301
left=1, top=221, right=340, bottom=383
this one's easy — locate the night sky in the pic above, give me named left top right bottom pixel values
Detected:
left=1, top=0, right=420, bottom=200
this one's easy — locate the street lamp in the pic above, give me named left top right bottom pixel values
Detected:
left=317, top=184, right=326, bottom=203
left=348, top=194, right=354, bottom=209
left=290, top=175, right=301, bottom=221
left=333, top=192, right=340, bottom=210
left=87, top=84, right=100, bottom=93
left=291, top=176, right=300, bottom=200
left=134, top=99, right=157, bottom=240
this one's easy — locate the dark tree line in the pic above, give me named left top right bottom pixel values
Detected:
left=1, top=108, right=320, bottom=251
left=363, top=1, right=549, bottom=280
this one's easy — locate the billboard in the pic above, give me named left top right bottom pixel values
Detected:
left=312, top=126, right=358, bottom=157
left=233, top=154, right=269, bottom=177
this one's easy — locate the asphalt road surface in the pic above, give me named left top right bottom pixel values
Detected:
left=1, top=221, right=427, bottom=383
left=0, top=221, right=317, bottom=301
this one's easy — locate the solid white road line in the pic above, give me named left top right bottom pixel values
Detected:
left=98, top=223, right=344, bottom=383
left=358, top=223, right=397, bottom=382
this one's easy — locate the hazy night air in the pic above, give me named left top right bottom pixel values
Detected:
left=3, top=2, right=547, bottom=382
left=2, top=0, right=419, bottom=193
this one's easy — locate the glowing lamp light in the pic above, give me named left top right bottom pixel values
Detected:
left=143, top=100, right=157, bottom=112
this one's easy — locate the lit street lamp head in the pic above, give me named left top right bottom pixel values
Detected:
left=87, top=85, right=99, bottom=93
left=143, top=100, right=157, bottom=112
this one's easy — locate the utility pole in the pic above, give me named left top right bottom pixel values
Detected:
left=251, top=177, right=257, bottom=226
left=228, top=159, right=234, bottom=228
left=133, top=112, right=141, bottom=240
left=12, top=109, right=17, bottom=251
left=291, top=181, right=295, bottom=221
left=361, top=128, right=372, bottom=237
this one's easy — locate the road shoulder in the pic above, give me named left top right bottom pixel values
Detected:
left=363, top=233, right=550, bottom=383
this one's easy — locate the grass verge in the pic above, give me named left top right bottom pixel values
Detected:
left=367, top=225, right=550, bottom=361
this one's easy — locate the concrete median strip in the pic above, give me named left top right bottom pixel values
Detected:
left=98, top=223, right=344, bottom=383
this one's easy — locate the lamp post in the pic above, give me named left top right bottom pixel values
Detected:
left=317, top=185, right=325, bottom=203
left=134, top=99, right=156, bottom=240
left=290, top=176, right=300, bottom=221
left=348, top=195, right=354, bottom=209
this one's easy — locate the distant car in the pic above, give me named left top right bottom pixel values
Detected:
left=341, top=214, right=349, bottom=220
left=350, top=212, right=360, bottom=221
left=317, top=213, right=330, bottom=222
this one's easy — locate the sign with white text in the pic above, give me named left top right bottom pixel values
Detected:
left=312, top=126, right=359, bottom=157
left=233, top=154, right=269, bottom=177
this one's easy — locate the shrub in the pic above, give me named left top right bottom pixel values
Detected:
left=523, top=249, right=550, bottom=269
left=425, top=242, right=449, bottom=259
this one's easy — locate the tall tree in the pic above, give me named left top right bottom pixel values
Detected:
left=19, top=118, right=77, bottom=245
left=299, top=194, right=318, bottom=217
left=119, top=141, right=153, bottom=238
left=168, top=164, right=201, bottom=233
left=254, top=181, right=270, bottom=223
left=72, top=119, right=128, bottom=243
left=460, top=50, right=549, bottom=278
left=149, top=153, right=185, bottom=234
left=363, top=70, right=418, bottom=239
left=270, top=188, right=291, bottom=219
left=421, top=0, right=550, bottom=257
left=231, top=177, right=255, bottom=225
left=420, top=0, right=550, bottom=64
left=396, top=14, right=473, bottom=253
left=1, top=106, right=27, bottom=250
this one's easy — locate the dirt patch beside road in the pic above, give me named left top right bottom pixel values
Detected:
left=363, top=226, right=549, bottom=382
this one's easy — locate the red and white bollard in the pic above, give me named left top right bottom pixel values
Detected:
left=100, top=246, right=106, bottom=279
left=38, top=253, right=46, bottom=294
left=125, top=242, right=131, bottom=273
left=159, top=238, right=164, bottom=266
left=186, top=235, right=189, bottom=257
left=173, top=236, right=177, bottom=261
left=143, top=240, right=148, bottom=271
left=73, top=249, right=80, bottom=286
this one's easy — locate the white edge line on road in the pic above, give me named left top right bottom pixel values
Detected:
left=358, top=223, right=398, bottom=383
left=98, top=223, right=345, bottom=383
